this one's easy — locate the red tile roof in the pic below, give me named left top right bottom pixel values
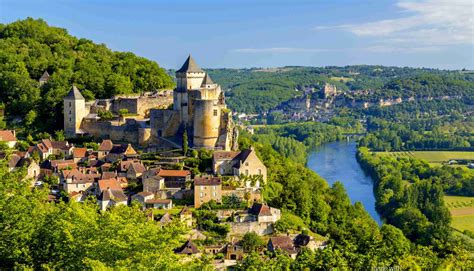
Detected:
left=0, top=130, right=16, bottom=142
left=158, top=169, right=191, bottom=178
left=98, top=178, right=122, bottom=191
left=98, top=139, right=113, bottom=151
left=73, top=148, right=87, bottom=158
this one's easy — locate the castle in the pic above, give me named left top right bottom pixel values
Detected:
left=64, top=55, right=237, bottom=151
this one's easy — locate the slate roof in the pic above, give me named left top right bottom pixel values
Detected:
left=249, top=203, right=272, bottom=217
left=175, top=240, right=200, bottom=254
left=176, top=55, right=204, bottom=73
left=194, top=176, right=221, bottom=186
left=201, top=73, right=214, bottom=85
left=180, top=206, right=192, bottom=216
left=129, top=162, right=146, bottom=174
left=0, top=130, right=17, bottom=142
left=65, top=85, right=85, bottom=100
left=39, top=71, right=50, bottom=82
left=98, top=188, right=127, bottom=202
left=160, top=212, right=173, bottom=224
left=8, top=154, right=22, bottom=168
left=269, top=236, right=297, bottom=254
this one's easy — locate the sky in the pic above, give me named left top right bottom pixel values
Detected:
left=1, top=0, right=473, bottom=69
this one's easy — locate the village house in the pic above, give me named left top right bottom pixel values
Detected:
left=29, top=139, right=73, bottom=160
left=8, top=154, right=40, bottom=183
left=267, top=236, right=298, bottom=259
left=61, top=169, right=100, bottom=194
left=0, top=130, right=17, bottom=148
left=157, top=169, right=191, bottom=188
left=194, top=176, right=222, bottom=208
left=179, top=206, right=193, bottom=227
left=225, top=203, right=281, bottom=236
left=293, top=233, right=327, bottom=251
left=119, top=160, right=146, bottom=179
left=175, top=240, right=200, bottom=256
left=72, top=147, right=88, bottom=163
left=97, top=139, right=113, bottom=159
left=105, top=143, right=137, bottom=162
left=98, top=188, right=128, bottom=211
left=225, top=239, right=245, bottom=261
left=131, top=191, right=173, bottom=209
left=212, top=147, right=267, bottom=189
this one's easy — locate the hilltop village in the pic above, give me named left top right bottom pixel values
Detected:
left=0, top=56, right=327, bottom=268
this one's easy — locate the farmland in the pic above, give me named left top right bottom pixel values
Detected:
left=444, top=195, right=474, bottom=232
left=375, top=151, right=474, bottom=168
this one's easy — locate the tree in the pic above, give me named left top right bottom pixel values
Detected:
left=182, top=130, right=188, bottom=156
left=241, top=232, right=264, bottom=253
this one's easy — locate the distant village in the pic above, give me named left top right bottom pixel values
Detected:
left=0, top=56, right=327, bottom=268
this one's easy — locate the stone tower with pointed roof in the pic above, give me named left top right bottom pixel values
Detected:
left=151, top=55, right=236, bottom=151
left=64, top=85, right=86, bottom=137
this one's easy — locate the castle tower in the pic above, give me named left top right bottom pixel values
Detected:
left=64, top=85, right=86, bottom=137
left=174, top=55, right=206, bottom=126
left=193, top=73, right=221, bottom=149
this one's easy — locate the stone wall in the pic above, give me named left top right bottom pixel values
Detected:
left=227, top=221, right=274, bottom=236
left=81, top=119, right=143, bottom=144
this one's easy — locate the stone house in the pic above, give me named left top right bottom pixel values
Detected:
left=61, top=169, right=99, bottom=194
left=105, top=143, right=137, bottom=162
left=29, top=139, right=73, bottom=160
left=212, top=148, right=267, bottom=189
left=194, top=176, right=222, bottom=208
left=158, top=169, right=191, bottom=188
left=98, top=188, right=128, bottom=211
left=179, top=206, right=193, bottom=227
left=293, top=234, right=327, bottom=251
left=119, top=160, right=146, bottom=179
left=267, top=236, right=298, bottom=259
left=225, top=239, right=244, bottom=261
left=8, top=154, right=40, bottom=183
left=72, top=147, right=88, bottom=163
left=97, top=139, right=113, bottom=159
left=0, top=130, right=17, bottom=148
left=142, top=173, right=165, bottom=193
left=131, top=191, right=173, bottom=209
left=175, top=240, right=200, bottom=256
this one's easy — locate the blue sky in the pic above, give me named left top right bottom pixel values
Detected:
left=1, top=0, right=473, bottom=69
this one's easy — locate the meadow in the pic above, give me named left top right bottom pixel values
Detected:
left=444, top=195, right=474, bottom=232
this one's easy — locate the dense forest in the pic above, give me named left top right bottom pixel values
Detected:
left=0, top=18, right=174, bottom=133
left=357, top=148, right=473, bottom=252
left=206, top=66, right=474, bottom=114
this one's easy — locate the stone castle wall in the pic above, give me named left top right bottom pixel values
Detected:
left=111, top=92, right=173, bottom=116
left=81, top=118, right=151, bottom=145
left=227, top=222, right=274, bottom=236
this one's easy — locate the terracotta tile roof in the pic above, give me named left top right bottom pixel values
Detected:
left=0, top=130, right=17, bottom=142
left=62, top=169, right=98, bottom=184
left=213, top=151, right=240, bottom=160
left=194, top=176, right=221, bottom=186
left=136, top=191, right=154, bottom=197
left=175, top=240, right=200, bottom=254
left=145, top=198, right=171, bottom=204
left=129, top=162, right=146, bottom=174
left=73, top=148, right=87, bottom=158
left=158, top=169, right=191, bottom=178
left=51, top=141, right=71, bottom=150
left=98, top=178, right=122, bottom=191
left=101, top=171, right=117, bottom=179
left=98, top=140, right=113, bottom=151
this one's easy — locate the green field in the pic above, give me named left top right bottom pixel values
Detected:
left=375, top=151, right=474, bottom=168
left=444, top=195, right=474, bottom=232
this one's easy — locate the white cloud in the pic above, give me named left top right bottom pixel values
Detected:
left=314, top=0, right=474, bottom=46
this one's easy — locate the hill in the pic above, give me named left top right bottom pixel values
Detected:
left=0, top=18, right=174, bottom=133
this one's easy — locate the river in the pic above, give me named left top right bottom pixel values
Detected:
left=307, top=140, right=382, bottom=224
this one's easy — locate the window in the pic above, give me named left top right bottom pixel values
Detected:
left=245, top=169, right=249, bottom=175
left=213, top=192, right=216, bottom=197
left=245, top=162, right=249, bottom=166
left=258, top=169, right=262, bottom=175
left=69, top=102, right=71, bottom=107
left=69, top=111, right=72, bottom=115
left=69, top=118, right=72, bottom=122
left=200, top=192, right=203, bottom=198
left=213, top=186, right=216, bottom=190
left=213, top=109, right=218, bottom=116
left=201, top=186, right=204, bottom=191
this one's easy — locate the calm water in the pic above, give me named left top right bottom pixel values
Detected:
left=307, top=140, right=382, bottom=224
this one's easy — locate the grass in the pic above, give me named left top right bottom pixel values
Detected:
left=444, top=195, right=474, bottom=232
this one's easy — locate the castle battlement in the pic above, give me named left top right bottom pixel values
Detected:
left=64, top=56, right=237, bottom=151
